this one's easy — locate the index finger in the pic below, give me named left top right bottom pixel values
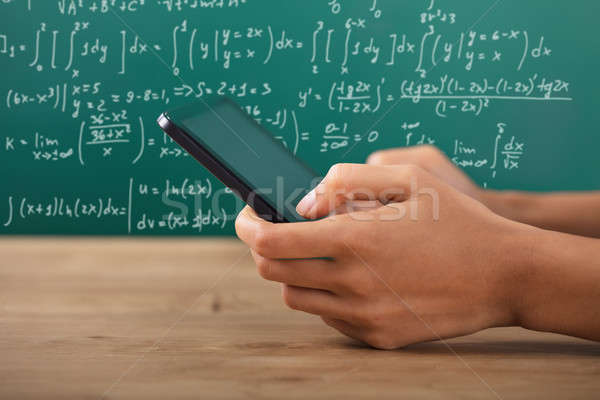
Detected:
left=235, top=206, right=344, bottom=259
left=367, top=145, right=440, bottom=166
left=296, top=163, right=428, bottom=219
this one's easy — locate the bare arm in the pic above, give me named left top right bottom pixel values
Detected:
left=517, top=226, right=600, bottom=340
left=484, top=191, right=600, bottom=238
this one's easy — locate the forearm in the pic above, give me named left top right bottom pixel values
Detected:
left=512, top=225, right=600, bottom=341
left=484, top=191, right=600, bottom=238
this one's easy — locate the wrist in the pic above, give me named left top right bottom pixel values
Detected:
left=503, top=226, right=583, bottom=334
left=504, top=223, right=540, bottom=329
left=486, top=219, right=540, bottom=329
left=479, top=190, right=534, bottom=223
left=482, top=198, right=600, bottom=340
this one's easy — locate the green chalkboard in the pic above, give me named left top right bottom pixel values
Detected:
left=1, top=0, right=599, bottom=235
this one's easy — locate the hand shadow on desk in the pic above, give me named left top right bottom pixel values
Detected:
left=329, top=336, right=600, bottom=357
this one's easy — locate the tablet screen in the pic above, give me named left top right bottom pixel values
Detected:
left=165, top=98, right=320, bottom=222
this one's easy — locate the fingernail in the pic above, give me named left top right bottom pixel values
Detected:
left=296, top=189, right=316, bottom=216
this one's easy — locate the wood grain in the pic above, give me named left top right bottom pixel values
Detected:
left=0, top=238, right=599, bottom=399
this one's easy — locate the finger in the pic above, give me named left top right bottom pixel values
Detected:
left=321, top=317, right=366, bottom=343
left=366, top=145, right=439, bottom=166
left=235, top=206, right=343, bottom=259
left=333, top=199, right=383, bottom=215
left=251, top=250, right=341, bottom=291
left=296, top=163, right=428, bottom=219
left=282, top=284, right=349, bottom=318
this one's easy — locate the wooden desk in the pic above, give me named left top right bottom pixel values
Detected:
left=1, top=238, right=599, bottom=399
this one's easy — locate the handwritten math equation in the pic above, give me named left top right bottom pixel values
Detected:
left=0, top=0, right=574, bottom=234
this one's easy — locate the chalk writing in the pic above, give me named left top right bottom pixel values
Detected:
left=0, top=0, right=585, bottom=234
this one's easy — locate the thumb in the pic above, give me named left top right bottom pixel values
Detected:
left=296, top=163, right=423, bottom=219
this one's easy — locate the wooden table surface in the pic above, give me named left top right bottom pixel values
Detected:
left=1, top=238, right=599, bottom=400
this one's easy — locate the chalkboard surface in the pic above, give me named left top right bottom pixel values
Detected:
left=1, top=0, right=599, bottom=235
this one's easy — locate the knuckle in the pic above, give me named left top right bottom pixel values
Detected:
left=330, top=274, right=353, bottom=294
left=255, top=256, right=273, bottom=280
left=366, top=151, right=389, bottom=165
left=345, top=301, right=389, bottom=331
left=281, top=286, right=300, bottom=310
left=365, top=304, right=389, bottom=329
left=418, top=144, right=439, bottom=155
left=405, top=163, right=422, bottom=175
left=326, top=163, right=353, bottom=190
left=416, top=145, right=442, bottom=163
left=397, top=163, right=422, bottom=180
left=345, top=305, right=371, bottom=326
left=252, top=225, right=274, bottom=256
left=350, top=280, right=373, bottom=298
left=363, top=331, right=396, bottom=350
left=341, top=270, right=370, bottom=297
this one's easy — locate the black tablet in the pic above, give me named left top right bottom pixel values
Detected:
left=157, top=98, right=320, bottom=223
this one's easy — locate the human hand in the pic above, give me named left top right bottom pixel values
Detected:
left=236, top=164, right=530, bottom=349
left=367, top=146, right=600, bottom=237
left=367, top=145, right=485, bottom=203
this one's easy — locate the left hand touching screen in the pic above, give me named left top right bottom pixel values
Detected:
left=235, top=163, right=533, bottom=349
